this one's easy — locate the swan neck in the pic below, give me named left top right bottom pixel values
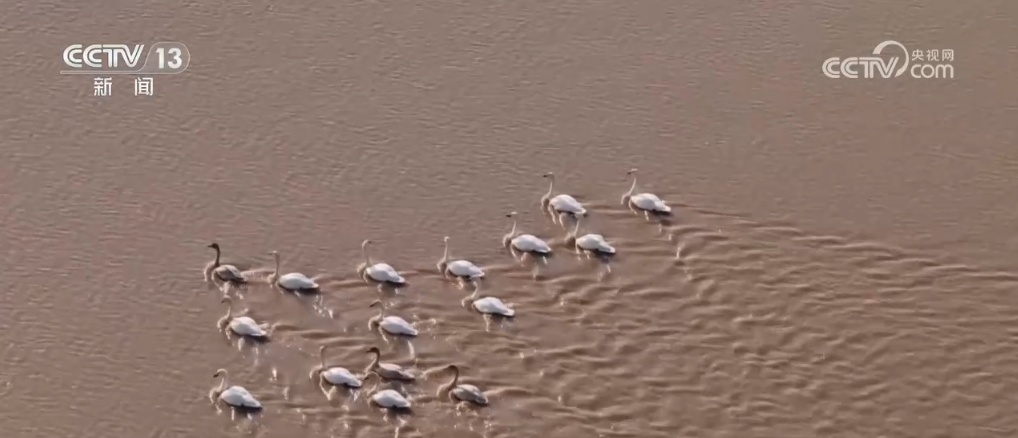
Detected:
left=627, top=175, right=638, bottom=195
left=445, top=368, right=459, bottom=391
left=223, top=302, right=232, bottom=320
left=572, top=217, right=581, bottom=237
left=362, top=245, right=371, bottom=265
left=273, top=254, right=280, bottom=278
left=510, top=219, right=517, bottom=237
left=545, top=177, right=554, bottom=198
left=441, top=240, right=449, bottom=263
left=369, top=351, right=380, bottom=369
left=218, top=372, right=228, bottom=392
left=213, top=247, right=221, bottom=267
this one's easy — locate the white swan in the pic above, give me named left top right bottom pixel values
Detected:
left=502, top=211, right=552, bottom=262
left=363, top=346, right=416, bottom=381
left=462, top=284, right=515, bottom=317
left=621, top=168, right=672, bottom=216
left=368, top=300, right=419, bottom=337
left=218, top=297, right=270, bottom=339
left=440, top=364, right=489, bottom=406
left=438, top=236, right=485, bottom=281
left=566, top=215, right=616, bottom=255
left=268, top=250, right=319, bottom=292
left=211, top=369, right=262, bottom=409
left=357, top=240, right=407, bottom=285
left=541, top=172, right=587, bottom=225
left=311, top=345, right=363, bottom=388
left=364, top=373, right=412, bottom=410
left=205, top=242, right=246, bottom=283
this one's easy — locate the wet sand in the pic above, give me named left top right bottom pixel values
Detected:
left=1, top=0, right=1018, bottom=437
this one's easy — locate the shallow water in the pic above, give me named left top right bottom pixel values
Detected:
left=2, top=1, right=1017, bottom=437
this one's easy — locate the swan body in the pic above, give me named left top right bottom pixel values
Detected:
left=541, top=173, right=587, bottom=225
left=511, top=234, right=552, bottom=253
left=206, top=243, right=245, bottom=283
left=364, top=347, right=416, bottom=381
left=630, top=193, right=671, bottom=213
left=464, top=285, right=515, bottom=317
left=442, top=365, right=489, bottom=406
left=568, top=216, right=616, bottom=254
left=371, top=389, right=411, bottom=409
left=438, top=236, right=485, bottom=280
left=366, top=263, right=405, bottom=283
left=548, top=194, right=586, bottom=215
left=278, top=272, right=318, bottom=290
left=472, top=296, right=515, bottom=317
left=219, top=297, right=269, bottom=338
left=268, top=251, right=319, bottom=291
left=368, top=300, right=419, bottom=336
left=622, top=168, right=672, bottom=214
left=314, top=346, right=363, bottom=388
left=359, top=240, right=407, bottom=284
left=212, top=369, right=262, bottom=409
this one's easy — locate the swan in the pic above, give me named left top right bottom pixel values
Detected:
left=211, top=369, right=262, bottom=409
left=267, top=250, right=319, bottom=292
left=438, top=236, right=485, bottom=282
left=204, top=242, right=246, bottom=284
left=311, top=345, right=363, bottom=388
left=439, top=364, right=489, bottom=406
left=462, top=283, right=515, bottom=317
left=357, top=240, right=407, bottom=286
left=540, top=172, right=587, bottom=225
left=364, top=373, right=412, bottom=410
left=368, top=300, right=419, bottom=337
left=363, top=346, right=416, bottom=382
left=621, top=168, right=672, bottom=216
left=218, top=297, right=270, bottom=339
left=502, top=211, right=552, bottom=262
left=565, top=215, right=616, bottom=256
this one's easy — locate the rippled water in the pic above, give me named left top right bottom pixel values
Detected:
left=2, top=0, right=1018, bottom=437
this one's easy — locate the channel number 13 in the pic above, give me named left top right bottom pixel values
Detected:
left=156, top=47, right=183, bottom=69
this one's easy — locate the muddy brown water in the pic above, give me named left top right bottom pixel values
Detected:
left=2, top=1, right=1018, bottom=437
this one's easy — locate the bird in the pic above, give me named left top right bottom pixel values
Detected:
left=461, top=283, right=515, bottom=317
left=267, top=250, right=320, bottom=292
left=311, top=345, right=364, bottom=388
left=439, top=364, right=489, bottom=406
left=357, top=240, right=407, bottom=287
left=204, top=242, right=246, bottom=285
left=368, top=300, right=419, bottom=337
left=363, top=346, right=416, bottom=381
left=621, top=168, right=672, bottom=217
left=565, top=214, right=616, bottom=256
left=218, top=297, right=270, bottom=339
left=540, top=172, right=587, bottom=226
left=363, top=372, right=412, bottom=410
left=210, top=368, right=262, bottom=410
left=502, top=211, right=552, bottom=263
left=437, top=235, right=485, bottom=285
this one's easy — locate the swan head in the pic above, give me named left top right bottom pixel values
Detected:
left=542, top=172, right=554, bottom=179
left=369, top=300, right=382, bottom=309
left=505, top=211, right=517, bottom=218
left=220, top=296, right=232, bottom=305
left=362, top=239, right=372, bottom=249
left=213, top=368, right=228, bottom=378
left=207, top=242, right=220, bottom=249
left=365, top=346, right=381, bottom=355
left=626, top=167, right=638, bottom=175
left=443, top=236, right=450, bottom=243
left=445, top=364, right=460, bottom=373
